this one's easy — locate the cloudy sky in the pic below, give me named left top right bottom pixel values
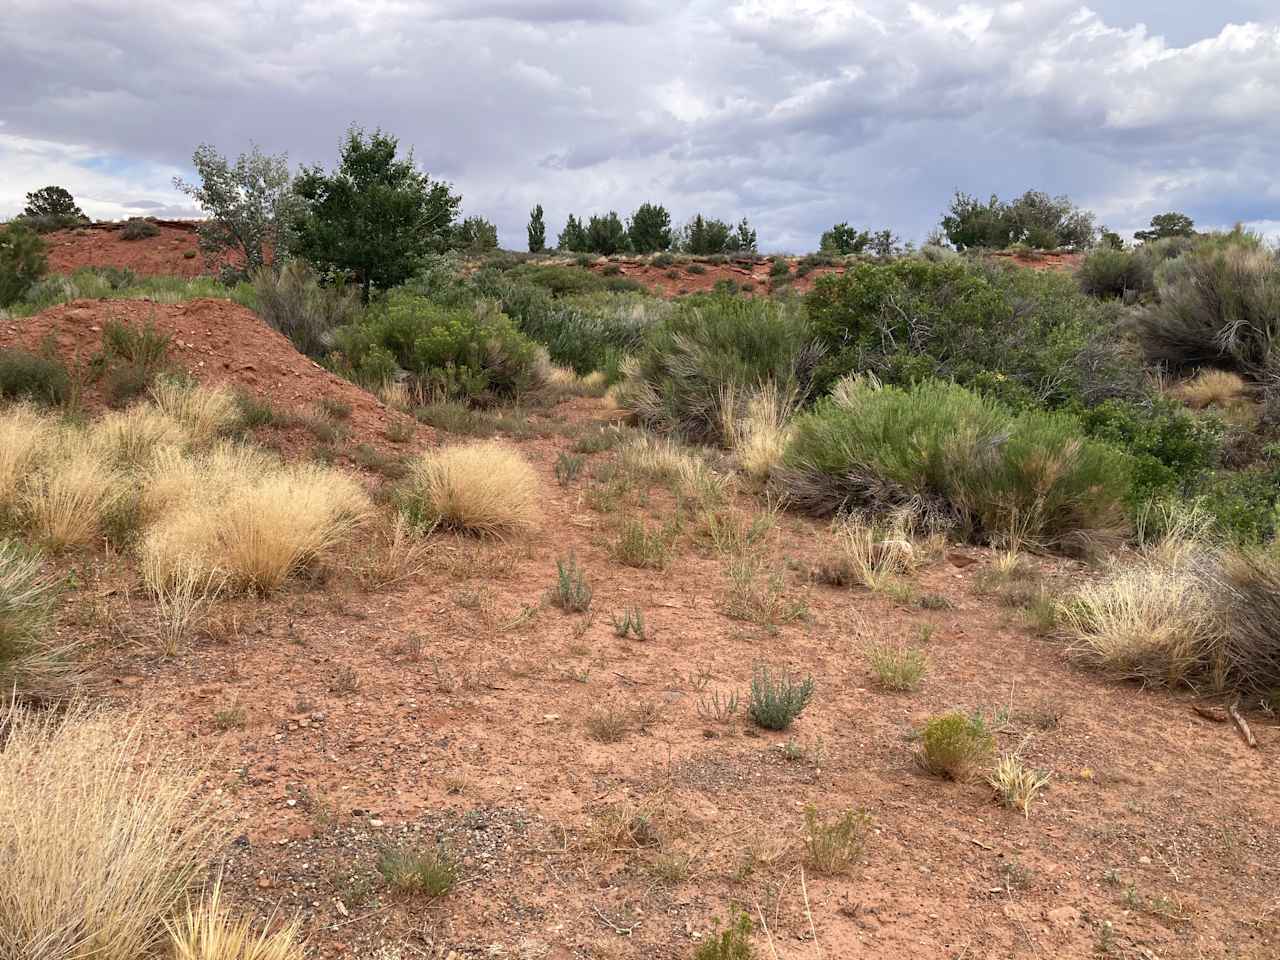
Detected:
left=3, top=1, right=1278, bottom=250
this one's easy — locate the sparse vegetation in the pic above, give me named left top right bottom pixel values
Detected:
left=376, top=845, right=457, bottom=897
left=865, top=641, right=928, bottom=691
left=550, top=552, right=592, bottom=612
left=989, top=753, right=1051, bottom=817
left=916, top=711, right=995, bottom=781
left=803, top=806, right=872, bottom=874
left=748, top=662, right=814, bottom=731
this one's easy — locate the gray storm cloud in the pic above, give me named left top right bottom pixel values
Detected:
left=1, top=0, right=1277, bottom=248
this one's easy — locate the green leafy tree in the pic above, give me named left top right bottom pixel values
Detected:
left=868, top=229, right=900, bottom=257
left=626, top=203, right=673, bottom=253
left=557, top=214, right=589, bottom=252
left=587, top=212, right=628, bottom=255
left=290, top=127, right=461, bottom=302
left=942, top=190, right=1094, bottom=250
left=22, top=186, right=87, bottom=223
left=0, top=223, right=48, bottom=307
left=454, top=215, right=498, bottom=253
left=727, top=217, right=757, bottom=253
left=681, top=214, right=733, bottom=255
left=820, top=222, right=871, bottom=254
left=175, top=143, right=298, bottom=280
left=1134, top=212, right=1196, bottom=243
left=527, top=204, right=546, bottom=253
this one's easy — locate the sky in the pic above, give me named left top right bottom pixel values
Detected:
left=2, top=1, right=1278, bottom=251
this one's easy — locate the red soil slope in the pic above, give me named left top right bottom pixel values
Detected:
left=0, top=298, right=410, bottom=455
left=44, top=221, right=218, bottom=277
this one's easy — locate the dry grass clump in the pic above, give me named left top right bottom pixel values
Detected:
left=803, top=806, right=872, bottom=875
left=89, top=405, right=188, bottom=466
left=402, top=441, right=540, bottom=536
left=142, top=456, right=370, bottom=593
left=865, top=641, right=929, bottom=691
left=1211, top=548, right=1280, bottom=694
left=22, top=439, right=126, bottom=548
left=167, top=878, right=304, bottom=960
left=1173, top=369, right=1249, bottom=410
left=988, top=752, right=1051, bottom=818
left=0, top=539, right=83, bottom=702
left=545, top=363, right=609, bottom=398
left=0, top=704, right=216, bottom=959
left=824, top=514, right=920, bottom=590
left=1059, top=540, right=1222, bottom=688
left=149, top=376, right=241, bottom=444
left=0, top=403, right=55, bottom=513
left=618, top=432, right=732, bottom=507
left=721, top=380, right=799, bottom=482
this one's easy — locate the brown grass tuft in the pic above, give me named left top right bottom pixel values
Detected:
left=167, top=877, right=304, bottom=960
left=1173, top=369, right=1249, bottom=410
left=403, top=441, right=541, bottom=536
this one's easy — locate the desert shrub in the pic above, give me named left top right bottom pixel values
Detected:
left=748, top=662, right=814, bottom=730
left=1194, top=468, right=1280, bottom=543
left=769, top=257, right=791, bottom=277
left=615, top=294, right=822, bottom=444
left=121, top=217, right=160, bottom=241
left=805, top=257, right=1120, bottom=408
left=97, top=319, right=173, bottom=406
left=453, top=215, right=498, bottom=254
left=1212, top=548, right=1280, bottom=693
left=0, top=222, right=48, bottom=306
left=803, top=806, right=872, bottom=875
left=1077, top=396, right=1221, bottom=508
left=778, top=378, right=1131, bottom=551
left=401, top=441, right=540, bottom=535
left=483, top=275, right=665, bottom=378
left=1133, top=235, right=1280, bottom=375
left=166, top=878, right=304, bottom=960
left=0, top=346, right=71, bottom=406
left=253, top=262, right=362, bottom=358
left=332, top=292, right=542, bottom=401
left=1175, top=369, right=1250, bottom=410
left=1078, top=246, right=1152, bottom=300
left=916, top=711, right=995, bottom=780
left=0, top=705, right=216, bottom=960
left=550, top=552, right=592, bottom=612
left=0, top=539, right=82, bottom=702
left=507, top=264, right=609, bottom=297
left=694, top=911, right=754, bottom=960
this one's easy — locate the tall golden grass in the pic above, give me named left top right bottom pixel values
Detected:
left=0, top=539, right=84, bottom=702
left=22, top=439, right=125, bottom=549
left=0, top=705, right=217, bottom=959
left=167, top=878, right=304, bottom=960
left=0, top=403, right=54, bottom=515
left=404, top=441, right=541, bottom=536
left=149, top=376, right=241, bottom=445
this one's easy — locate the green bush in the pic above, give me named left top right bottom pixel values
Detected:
left=806, top=257, right=1122, bottom=409
left=779, top=378, right=1132, bottom=551
left=120, top=217, right=159, bottom=241
left=0, top=347, right=71, bottom=406
left=916, top=711, right=995, bottom=780
left=615, top=293, right=821, bottom=444
left=748, top=663, right=815, bottom=731
left=1195, top=468, right=1280, bottom=544
left=1133, top=233, right=1280, bottom=375
left=507, top=264, right=608, bottom=297
left=1078, top=397, right=1221, bottom=507
left=941, top=190, right=1095, bottom=250
left=694, top=911, right=754, bottom=960
left=332, top=291, right=542, bottom=401
left=253, top=262, right=362, bottom=359
left=1078, top=246, right=1152, bottom=300
left=0, top=224, right=48, bottom=307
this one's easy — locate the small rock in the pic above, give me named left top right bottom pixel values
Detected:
left=256, top=876, right=274, bottom=889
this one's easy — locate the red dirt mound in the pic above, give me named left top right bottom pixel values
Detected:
left=43, top=220, right=233, bottom=278
left=0, top=298, right=416, bottom=456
